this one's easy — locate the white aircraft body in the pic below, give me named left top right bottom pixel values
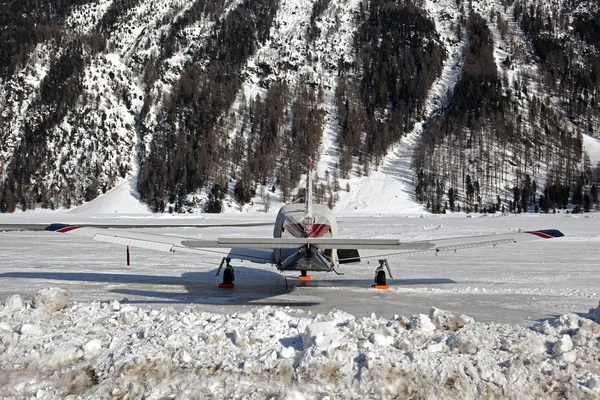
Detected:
left=46, top=158, right=564, bottom=288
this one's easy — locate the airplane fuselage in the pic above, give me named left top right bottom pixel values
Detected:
left=273, top=203, right=338, bottom=272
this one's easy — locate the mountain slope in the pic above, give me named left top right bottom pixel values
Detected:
left=0, top=0, right=598, bottom=214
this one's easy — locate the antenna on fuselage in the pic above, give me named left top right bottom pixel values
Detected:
left=304, top=154, right=314, bottom=236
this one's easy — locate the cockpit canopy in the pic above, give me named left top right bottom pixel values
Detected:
left=274, top=204, right=337, bottom=239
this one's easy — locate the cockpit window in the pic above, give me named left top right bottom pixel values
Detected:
left=281, top=213, right=332, bottom=238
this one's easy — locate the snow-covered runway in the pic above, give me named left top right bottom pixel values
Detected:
left=1, top=212, right=600, bottom=398
left=1, top=213, right=598, bottom=325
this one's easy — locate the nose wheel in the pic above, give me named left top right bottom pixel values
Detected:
left=372, top=259, right=391, bottom=289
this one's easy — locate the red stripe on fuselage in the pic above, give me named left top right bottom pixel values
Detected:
left=309, top=223, right=331, bottom=238
left=285, top=223, right=332, bottom=238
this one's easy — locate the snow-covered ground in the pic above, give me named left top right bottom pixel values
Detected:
left=1, top=177, right=600, bottom=398
left=2, top=295, right=599, bottom=399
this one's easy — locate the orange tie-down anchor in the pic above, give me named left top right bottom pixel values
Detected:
left=298, top=270, right=312, bottom=281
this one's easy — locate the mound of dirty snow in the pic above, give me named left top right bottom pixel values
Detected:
left=1, top=291, right=599, bottom=399
left=32, top=287, right=71, bottom=312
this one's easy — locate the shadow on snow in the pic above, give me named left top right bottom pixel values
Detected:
left=0, top=267, right=456, bottom=307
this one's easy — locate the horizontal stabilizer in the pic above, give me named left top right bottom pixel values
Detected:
left=181, top=238, right=435, bottom=250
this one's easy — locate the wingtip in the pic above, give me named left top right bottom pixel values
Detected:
left=45, top=223, right=70, bottom=231
left=526, top=229, right=565, bottom=239
left=45, top=223, right=81, bottom=233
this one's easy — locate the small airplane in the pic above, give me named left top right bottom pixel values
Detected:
left=46, top=157, right=564, bottom=289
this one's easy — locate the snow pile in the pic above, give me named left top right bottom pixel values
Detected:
left=4, top=294, right=25, bottom=311
left=589, top=301, right=600, bottom=324
left=32, top=287, right=71, bottom=312
left=1, top=290, right=599, bottom=399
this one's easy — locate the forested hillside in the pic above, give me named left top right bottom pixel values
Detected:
left=414, top=0, right=599, bottom=213
left=0, top=0, right=598, bottom=213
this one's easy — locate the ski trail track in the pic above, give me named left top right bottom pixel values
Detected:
left=379, top=0, right=467, bottom=206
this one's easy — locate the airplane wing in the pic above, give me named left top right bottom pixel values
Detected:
left=349, top=229, right=565, bottom=262
left=45, top=223, right=436, bottom=264
left=45, top=224, right=563, bottom=264
left=44, top=223, right=277, bottom=264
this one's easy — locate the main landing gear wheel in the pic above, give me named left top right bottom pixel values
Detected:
left=218, top=258, right=235, bottom=289
left=375, top=269, right=387, bottom=286
left=372, top=259, right=390, bottom=289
